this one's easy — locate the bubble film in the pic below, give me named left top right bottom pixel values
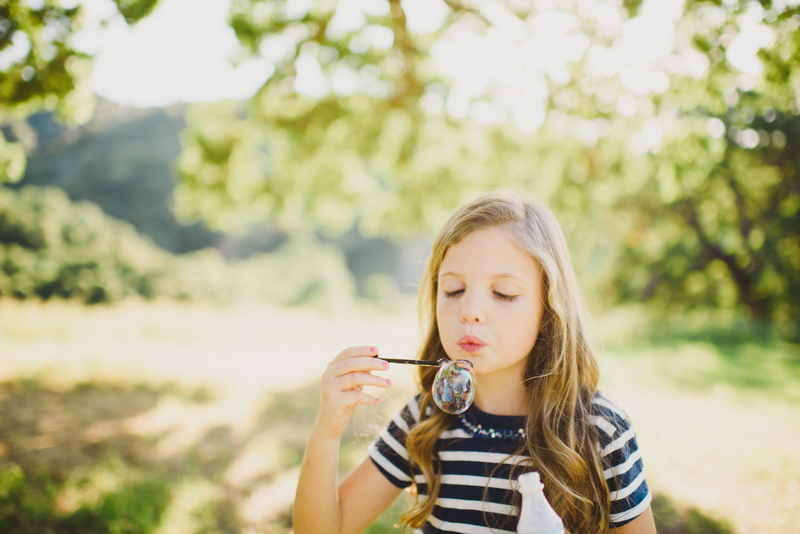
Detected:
left=432, top=360, right=476, bottom=414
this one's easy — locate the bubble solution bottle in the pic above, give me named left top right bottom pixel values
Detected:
left=516, top=472, right=565, bottom=534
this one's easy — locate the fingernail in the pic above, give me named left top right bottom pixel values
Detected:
left=385, top=378, right=392, bottom=385
left=374, top=396, right=379, bottom=403
left=381, top=360, right=389, bottom=369
left=370, top=346, right=378, bottom=354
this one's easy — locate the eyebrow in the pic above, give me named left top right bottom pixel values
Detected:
left=439, top=271, right=525, bottom=282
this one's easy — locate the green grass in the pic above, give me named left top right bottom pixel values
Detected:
left=1, top=301, right=798, bottom=533
left=600, top=336, right=800, bottom=404
left=0, top=459, right=172, bottom=534
left=593, top=306, right=800, bottom=404
left=650, top=495, right=734, bottom=534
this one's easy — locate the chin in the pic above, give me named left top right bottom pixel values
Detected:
left=469, top=361, right=490, bottom=374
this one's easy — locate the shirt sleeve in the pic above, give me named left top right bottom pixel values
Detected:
left=590, top=392, right=652, bottom=528
left=368, top=394, right=423, bottom=489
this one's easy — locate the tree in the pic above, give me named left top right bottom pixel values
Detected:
left=608, top=0, right=800, bottom=336
left=175, top=0, right=551, bottom=236
left=0, top=0, right=160, bottom=182
left=175, top=0, right=800, bottom=336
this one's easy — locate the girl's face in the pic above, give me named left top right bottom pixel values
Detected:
left=436, top=226, right=545, bottom=381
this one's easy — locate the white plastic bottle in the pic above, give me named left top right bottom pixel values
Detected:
left=516, top=472, right=565, bottom=534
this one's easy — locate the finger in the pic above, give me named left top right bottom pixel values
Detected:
left=330, top=356, right=388, bottom=377
left=330, top=345, right=379, bottom=365
left=322, top=367, right=383, bottom=392
left=333, top=371, right=391, bottom=391
left=335, top=390, right=380, bottom=406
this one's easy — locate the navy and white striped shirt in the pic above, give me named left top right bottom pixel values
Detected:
left=369, top=391, right=651, bottom=533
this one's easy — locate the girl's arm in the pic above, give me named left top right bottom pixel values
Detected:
left=337, top=455, right=404, bottom=533
left=610, top=504, right=657, bottom=534
left=293, top=346, right=402, bottom=534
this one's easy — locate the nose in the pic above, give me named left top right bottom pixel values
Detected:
left=459, top=291, right=486, bottom=324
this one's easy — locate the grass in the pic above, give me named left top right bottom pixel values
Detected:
left=0, top=449, right=172, bottom=534
left=650, top=495, right=734, bottom=534
left=1, top=299, right=799, bottom=533
left=591, top=305, right=800, bottom=396
left=593, top=308, right=800, bottom=405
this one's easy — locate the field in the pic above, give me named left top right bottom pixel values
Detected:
left=0, top=300, right=798, bottom=533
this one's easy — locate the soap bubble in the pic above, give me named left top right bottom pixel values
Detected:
left=432, top=359, right=476, bottom=414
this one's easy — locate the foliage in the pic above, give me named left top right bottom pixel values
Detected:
left=175, top=0, right=542, bottom=236
left=1, top=0, right=89, bottom=125
left=649, top=495, right=734, bottom=534
left=229, top=236, right=357, bottom=309
left=16, top=100, right=410, bottom=295
left=172, top=0, right=800, bottom=337
left=607, top=1, right=800, bottom=338
left=18, top=101, right=222, bottom=254
left=0, top=185, right=174, bottom=303
left=0, top=185, right=356, bottom=308
left=0, top=0, right=160, bottom=182
left=0, top=460, right=171, bottom=534
left=4, top=0, right=799, bottom=333
left=0, top=463, right=58, bottom=533
left=0, top=132, right=26, bottom=183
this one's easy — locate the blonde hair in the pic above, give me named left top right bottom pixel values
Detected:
left=399, top=191, right=610, bottom=534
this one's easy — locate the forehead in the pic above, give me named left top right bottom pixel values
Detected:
left=439, top=227, right=539, bottom=279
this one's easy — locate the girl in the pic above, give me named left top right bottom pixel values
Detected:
left=294, top=192, right=656, bottom=534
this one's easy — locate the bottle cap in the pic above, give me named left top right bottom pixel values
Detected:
left=517, top=471, right=544, bottom=493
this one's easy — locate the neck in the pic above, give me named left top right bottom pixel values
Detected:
left=473, top=367, right=528, bottom=416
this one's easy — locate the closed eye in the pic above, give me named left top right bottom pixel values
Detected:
left=493, top=291, right=517, bottom=302
left=443, top=289, right=464, bottom=298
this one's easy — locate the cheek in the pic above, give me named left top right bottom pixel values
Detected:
left=436, top=295, right=455, bottom=320
left=499, top=321, right=536, bottom=352
left=505, top=303, right=542, bottom=351
left=436, top=300, right=459, bottom=342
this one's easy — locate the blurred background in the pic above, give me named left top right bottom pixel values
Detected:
left=1, top=0, right=799, bottom=532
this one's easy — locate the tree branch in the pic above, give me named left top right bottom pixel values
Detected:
left=683, top=200, right=767, bottom=319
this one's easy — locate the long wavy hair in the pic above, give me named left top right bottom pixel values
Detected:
left=399, top=191, right=609, bottom=534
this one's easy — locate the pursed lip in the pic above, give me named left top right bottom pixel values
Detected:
left=457, top=335, right=486, bottom=353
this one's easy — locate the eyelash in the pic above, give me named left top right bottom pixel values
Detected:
left=442, top=289, right=517, bottom=302
left=494, top=291, right=516, bottom=302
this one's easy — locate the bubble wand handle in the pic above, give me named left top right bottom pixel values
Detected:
left=378, top=357, right=441, bottom=367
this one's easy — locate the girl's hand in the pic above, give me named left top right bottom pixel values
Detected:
left=316, top=345, right=390, bottom=439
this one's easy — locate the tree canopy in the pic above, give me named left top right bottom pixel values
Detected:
left=1, top=0, right=159, bottom=181
left=172, top=0, right=800, bottom=335
left=2, top=0, right=798, bottom=336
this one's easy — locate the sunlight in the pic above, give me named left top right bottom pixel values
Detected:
left=83, top=0, right=271, bottom=106
left=81, top=0, right=779, bottom=123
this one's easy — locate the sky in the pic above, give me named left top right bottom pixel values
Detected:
left=82, top=0, right=272, bottom=107
left=78, top=0, right=776, bottom=116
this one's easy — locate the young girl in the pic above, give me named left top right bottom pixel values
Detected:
left=294, top=192, right=656, bottom=534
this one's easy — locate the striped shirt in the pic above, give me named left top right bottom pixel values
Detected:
left=369, top=391, right=651, bottom=533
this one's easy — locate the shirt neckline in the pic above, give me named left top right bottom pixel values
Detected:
left=467, top=403, right=528, bottom=431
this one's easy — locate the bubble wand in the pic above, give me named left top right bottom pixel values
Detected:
left=376, top=356, right=476, bottom=414
left=378, top=357, right=442, bottom=367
